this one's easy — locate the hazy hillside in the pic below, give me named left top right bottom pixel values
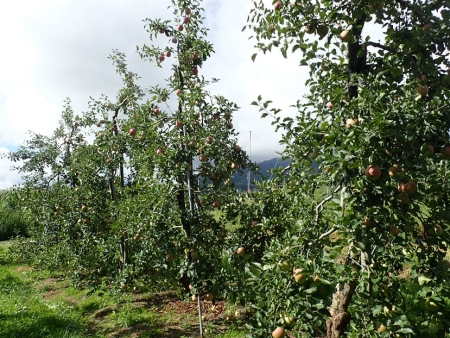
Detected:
left=232, top=157, right=292, bottom=191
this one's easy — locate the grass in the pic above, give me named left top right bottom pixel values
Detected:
left=0, top=241, right=247, bottom=338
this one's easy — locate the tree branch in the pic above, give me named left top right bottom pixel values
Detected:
left=363, top=41, right=396, bottom=53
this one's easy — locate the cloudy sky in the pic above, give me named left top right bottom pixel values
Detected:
left=0, top=0, right=385, bottom=189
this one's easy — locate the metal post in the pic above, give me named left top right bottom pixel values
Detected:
left=184, top=126, right=204, bottom=337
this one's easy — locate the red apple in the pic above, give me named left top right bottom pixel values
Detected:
left=178, top=24, right=184, bottom=31
left=158, top=27, right=165, bottom=34
left=176, top=89, right=183, bottom=95
left=236, top=145, right=242, bottom=152
left=231, top=162, right=238, bottom=170
left=165, top=51, right=171, bottom=57
left=364, top=217, right=374, bottom=228
left=192, top=67, right=198, bottom=75
left=389, top=225, right=400, bottom=236
left=205, top=136, right=215, bottom=144
left=441, top=145, right=450, bottom=159
left=345, top=118, right=358, bottom=128
left=273, top=1, right=282, bottom=11
left=158, top=55, right=165, bottom=62
left=415, top=85, right=429, bottom=96
left=293, top=268, right=307, bottom=283
left=212, top=201, right=219, bottom=208
left=388, top=164, right=402, bottom=178
left=429, top=224, right=443, bottom=236
left=272, top=327, right=286, bottom=338
left=398, top=181, right=416, bottom=194
left=176, top=120, right=183, bottom=128
left=340, top=30, right=350, bottom=42
left=129, top=128, right=136, bottom=136
left=236, top=247, right=245, bottom=255
left=153, top=108, right=160, bottom=115
left=327, top=101, right=334, bottom=109
left=185, top=7, right=191, bottom=15
left=183, top=16, right=189, bottom=24
left=172, top=37, right=178, bottom=44
left=156, top=149, right=164, bottom=155
left=191, top=52, right=199, bottom=59
left=199, top=154, right=208, bottom=162
left=365, top=165, right=381, bottom=181
left=422, top=23, right=432, bottom=32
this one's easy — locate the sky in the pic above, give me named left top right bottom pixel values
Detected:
left=0, top=0, right=384, bottom=189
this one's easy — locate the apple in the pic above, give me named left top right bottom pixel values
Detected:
left=212, top=201, right=220, bottom=208
left=304, top=24, right=315, bottom=34
left=396, top=193, right=409, bottom=205
left=326, top=101, right=334, bottom=109
left=278, top=261, right=291, bottom=272
left=340, top=30, right=350, bottom=42
left=178, top=24, right=184, bottom=31
left=199, top=154, right=207, bottom=162
left=365, top=165, right=381, bottom=181
left=158, top=27, right=164, bottom=34
left=388, top=164, right=402, bottom=178
left=183, top=16, right=190, bottom=24
left=176, top=120, right=183, bottom=128
left=391, top=67, right=403, bottom=78
left=440, top=260, right=450, bottom=269
left=364, top=217, right=374, bottom=228
left=236, top=247, right=245, bottom=255
left=293, top=268, right=307, bottom=283
left=377, top=324, right=387, bottom=334
left=231, top=162, right=239, bottom=170
left=84, top=219, right=90, bottom=225
left=188, top=140, right=197, bottom=147
left=165, top=51, right=171, bottom=57
left=272, top=327, right=286, bottom=338
left=273, top=1, right=282, bottom=11
left=81, top=205, right=88, bottom=211
left=440, top=145, right=450, bottom=158
left=398, top=181, right=416, bottom=194
left=428, top=224, right=443, bottom=236
left=191, top=52, right=199, bottom=60
left=172, top=37, right=178, bottom=44
left=158, top=55, right=165, bottom=62
left=283, top=316, right=295, bottom=326
left=317, top=25, right=329, bottom=38
left=421, top=143, right=434, bottom=155
left=236, top=145, right=242, bottom=152
left=345, top=118, right=358, bottom=128
left=156, top=149, right=164, bottom=155
left=389, top=225, right=400, bottom=236
left=415, top=85, right=429, bottom=96
left=204, top=293, right=213, bottom=301
left=129, top=128, right=136, bottom=136
left=422, top=23, right=432, bottom=32
left=425, top=299, right=439, bottom=312
left=176, top=89, right=183, bottom=95
left=191, top=294, right=197, bottom=302
left=192, top=67, right=198, bottom=75
left=166, top=253, right=173, bottom=261
left=205, top=136, right=215, bottom=144
left=185, top=7, right=191, bottom=15
left=153, top=108, right=160, bottom=115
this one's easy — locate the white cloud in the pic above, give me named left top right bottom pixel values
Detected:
left=0, top=0, right=388, bottom=188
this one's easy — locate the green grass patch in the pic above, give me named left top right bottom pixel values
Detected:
left=0, top=241, right=247, bottom=337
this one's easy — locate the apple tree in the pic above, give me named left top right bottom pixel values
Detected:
left=238, top=0, right=450, bottom=337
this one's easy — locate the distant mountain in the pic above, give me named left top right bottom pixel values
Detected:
left=232, top=157, right=292, bottom=191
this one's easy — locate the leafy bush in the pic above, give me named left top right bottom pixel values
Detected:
left=0, top=190, right=30, bottom=240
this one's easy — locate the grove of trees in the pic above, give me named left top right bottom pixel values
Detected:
left=3, top=0, right=450, bottom=337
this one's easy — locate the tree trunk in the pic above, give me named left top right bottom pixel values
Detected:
left=326, top=14, right=367, bottom=336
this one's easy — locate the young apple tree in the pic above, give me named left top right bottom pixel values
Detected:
left=240, top=0, right=450, bottom=337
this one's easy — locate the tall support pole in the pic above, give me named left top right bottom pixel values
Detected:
left=247, top=131, right=252, bottom=193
